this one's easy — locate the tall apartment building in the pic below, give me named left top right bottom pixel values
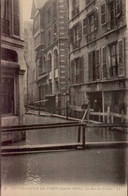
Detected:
left=24, top=21, right=37, bottom=105
left=31, top=0, right=69, bottom=109
left=1, top=0, right=26, bottom=127
left=69, top=0, right=128, bottom=121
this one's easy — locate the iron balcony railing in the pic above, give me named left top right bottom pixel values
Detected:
left=1, top=18, right=10, bottom=35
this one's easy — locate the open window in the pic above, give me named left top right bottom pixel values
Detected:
left=83, top=10, right=98, bottom=42
left=88, top=50, right=100, bottom=82
left=101, top=0, right=122, bottom=31
left=70, top=22, right=82, bottom=49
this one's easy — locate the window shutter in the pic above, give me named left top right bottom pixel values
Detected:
left=116, top=0, right=121, bottom=17
left=71, top=60, right=74, bottom=83
left=70, top=28, right=74, bottom=44
left=83, top=17, right=89, bottom=36
left=78, top=22, right=82, bottom=40
left=101, top=3, right=106, bottom=25
left=46, top=60, right=48, bottom=72
left=94, top=11, right=98, bottom=30
left=88, top=52, right=93, bottom=82
left=101, top=47, right=107, bottom=79
left=118, top=39, right=125, bottom=77
left=80, top=56, right=84, bottom=83
left=95, top=50, right=100, bottom=80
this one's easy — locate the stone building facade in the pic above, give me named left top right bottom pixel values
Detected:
left=31, top=0, right=69, bottom=110
left=69, top=0, right=128, bottom=122
left=24, top=21, right=37, bottom=106
left=1, top=0, right=26, bottom=142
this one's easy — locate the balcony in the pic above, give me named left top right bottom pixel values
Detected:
left=1, top=18, right=10, bottom=36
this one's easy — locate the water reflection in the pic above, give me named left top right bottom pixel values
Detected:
left=2, top=148, right=127, bottom=186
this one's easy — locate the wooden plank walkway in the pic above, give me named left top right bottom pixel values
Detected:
left=2, top=141, right=128, bottom=155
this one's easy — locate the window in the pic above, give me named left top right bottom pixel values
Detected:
left=1, top=48, right=18, bottom=62
left=83, top=10, right=98, bottom=42
left=72, top=0, right=79, bottom=17
left=70, top=22, right=82, bottom=49
left=109, top=43, right=118, bottom=77
left=1, top=0, right=10, bottom=35
left=101, top=0, right=122, bottom=31
left=118, top=39, right=125, bottom=77
left=107, top=1, right=117, bottom=30
left=48, top=82, right=52, bottom=94
left=48, top=29, right=51, bottom=45
left=47, top=54, right=52, bottom=71
left=53, top=23, right=57, bottom=41
left=55, top=80, right=59, bottom=92
left=101, top=40, right=125, bottom=79
left=101, top=4, right=106, bottom=25
left=38, top=57, right=43, bottom=75
left=33, top=13, right=40, bottom=34
left=88, top=50, right=100, bottom=82
left=12, top=0, right=20, bottom=36
left=70, top=57, right=84, bottom=84
left=101, top=47, right=108, bottom=79
left=43, top=56, right=46, bottom=73
left=1, top=78, right=14, bottom=114
left=54, top=50, right=58, bottom=69
left=116, top=0, right=121, bottom=17
left=95, top=50, right=100, bottom=80
left=83, top=18, right=89, bottom=36
left=48, top=8, right=51, bottom=23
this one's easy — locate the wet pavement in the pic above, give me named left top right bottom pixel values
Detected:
left=1, top=114, right=128, bottom=196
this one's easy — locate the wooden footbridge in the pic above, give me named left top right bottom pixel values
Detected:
left=1, top=119, right=128, bottom=155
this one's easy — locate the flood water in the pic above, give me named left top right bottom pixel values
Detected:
left=1, top=114, right=128, bottom=196
left=6, top=114, right=128, bottom=146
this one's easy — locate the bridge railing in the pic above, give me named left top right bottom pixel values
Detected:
left=26, top=103, right=128, bottom=125
left=2, top=121, right=128, bottom=154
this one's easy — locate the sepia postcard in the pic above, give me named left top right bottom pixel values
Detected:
left=1, top=0, right=128, bottom=195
